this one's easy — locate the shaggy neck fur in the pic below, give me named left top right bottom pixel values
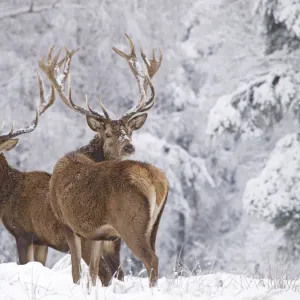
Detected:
left=0, top=153, right=19, bottom=213
left=0, top=154, right=9, bottom=186
left=77, top=135, right=105, bottom=162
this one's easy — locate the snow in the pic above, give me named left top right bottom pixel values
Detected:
left=135, top=133, right=215, bottom=190
left=255, top=0, right=300, bottom=38
left=243, top=133, right=300, bottom=224
left=0, top=256, right=299, bottom=300
left=206, top=94, right=241, bottom=137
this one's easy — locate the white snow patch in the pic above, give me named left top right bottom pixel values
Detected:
left=0, top=256, right=299, bottom=299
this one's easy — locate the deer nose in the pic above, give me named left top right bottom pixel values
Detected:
left=123, top=144, right=135, bottom=154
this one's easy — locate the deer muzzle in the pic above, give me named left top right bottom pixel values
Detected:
left=123, top=143, right=135, bottom=155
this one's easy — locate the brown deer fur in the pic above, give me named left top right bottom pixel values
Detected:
left=50, top=150, right=169, bottom=287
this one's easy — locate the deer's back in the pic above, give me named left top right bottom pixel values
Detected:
left=50, top=154, right=169, bottom=236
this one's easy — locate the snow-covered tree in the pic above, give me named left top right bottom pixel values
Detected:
left=207, top=69, right=300, bottom=142
left=243, top=133, right=300, bottom=255
left=243, top=133, right=300, bottom=224
left=254, top=0, right=300, bottom=53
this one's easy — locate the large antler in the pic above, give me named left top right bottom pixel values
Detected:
left=39, top=47, right=111, bottom=124
left=0, top=51, right=66, bottom=141
left=113, top=34, right=162, bottom=122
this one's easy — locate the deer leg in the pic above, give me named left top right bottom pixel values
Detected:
left=146, top=250, right=159, bottom=287
left=16, top=237, right=31, bottom=264
left=34, top=245, right=48, bottom=265
left=118, top=195, right=160, bottom=286
left=89, top=240, right=102, bottom=287
left=100, top=255, right=124, bottom=284
left=26, top=243, right=34, bottom=262
left=81, top=239, right=91, bottom=267
left=98, top=255, right=113, bottom=286
left=99, top=239, right=124, bottom=286
left=123, top=236, right=158, bottom=287
left=108, top=239, right=124, bottom=282
left=135, top=244, right=158, bottom=287
left=65, top=229, right=82, bottom=284
left=82, top=239, right=123, bottom=287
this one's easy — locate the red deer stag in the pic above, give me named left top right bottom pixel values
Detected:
left=39, top=34, right=168, bottom=287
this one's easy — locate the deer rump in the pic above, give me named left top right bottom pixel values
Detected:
left=50, top=153, right=168, bottom=248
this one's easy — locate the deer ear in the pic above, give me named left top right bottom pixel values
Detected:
left=127, top=113, right=148, bottom=131
left=0, top=139, right=19, bottom=152
left=86, top=116, right=105, bottom=132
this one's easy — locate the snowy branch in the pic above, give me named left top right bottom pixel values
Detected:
left=255, top=0, right=300, bottom=38
left=254, top=0, right=300, bottom=53
left=206, top=69, right=299, bottom=141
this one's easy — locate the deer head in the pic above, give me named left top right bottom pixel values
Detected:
left=39, top=34, right=162, bottom=160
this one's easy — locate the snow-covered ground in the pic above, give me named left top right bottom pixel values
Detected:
left=0, top=255, right=299, bottom=300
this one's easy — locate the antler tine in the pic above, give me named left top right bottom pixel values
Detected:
left=67, top=75, right=110, bottom=123
left=141, top=48, right=163, bottom=80
left=39, top=47, right=110, bottom=123
left=113, top=33, right=148, bottom=121
left=83, top=95, right=107, bottom=120
left=98, top=97, right=110, bottom=119
left=112, top=33, right=136, bottom=59
left=0, top=106, right=39, bottom=141
left=138, top=48, right=162, bottom=113
left=47, top=45, right=55, bottom=64
left=37, top=72, right=55, bottom=116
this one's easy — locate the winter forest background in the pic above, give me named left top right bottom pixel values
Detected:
left=1, top=0, right=300, bottom=277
